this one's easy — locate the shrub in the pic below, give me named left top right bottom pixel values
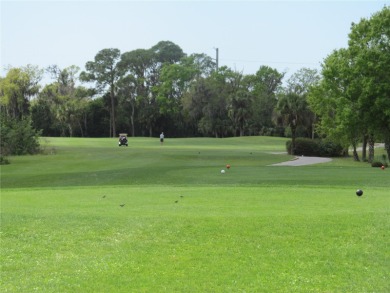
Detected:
left=297, top=138, right=319, bottom=156
left=371, top=154, right=388, bottom=168
left=371, top=161, right=388, bottom=168
left=286, top=138, right=318, bottom=156
left=0, top=117, right=41, bottom=156
left=286, top=138, right=344, bottom=157
left=286, top=141, right=290, bottom=153
left=318, top=140, right=344, bottom=157
left=0, top=155, right=10, bottom=165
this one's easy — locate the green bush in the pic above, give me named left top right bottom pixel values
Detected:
left=318, top=140, right=344, bottom=157
left=0, top=155, right=10, bottom=165
left=371, top=161, right=388, bottom=168
left=371, top=154, right=388, bottom=168
left=286, top=138, right=318, bottom=156
left=0, top=117, right=41, bottom=156
left=286, top=138, right=344, bottom=157
left=286, top=140, right=292, bottom=154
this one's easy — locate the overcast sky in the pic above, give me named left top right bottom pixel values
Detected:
left=1, top=0, right=388, bottom=83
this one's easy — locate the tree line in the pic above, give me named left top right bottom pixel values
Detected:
left=1, top=42, right=310, bottom=139
left=1, top=6, right=389, bottom=162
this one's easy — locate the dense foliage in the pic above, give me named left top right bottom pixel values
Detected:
left=1, top=7, right=388, bottom=162
left=308, top=7, right=390, bottom=161
left=1, top=40, right=317, bottom=141
left=286, top=138, right=344, bottom=157
left=0, top=116, right=41, bottom=156
left=0, top=66, right=42, bottom=158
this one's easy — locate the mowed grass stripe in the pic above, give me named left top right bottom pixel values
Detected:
left=1, top=186, right=389, bottom=292
left=2, top=136, right=389, bottom=188
left=2, top=163, right=389, bottom=188
left=1, top=137, right=389, bottom=292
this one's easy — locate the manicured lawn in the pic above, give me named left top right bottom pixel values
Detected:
left=1, top=137, right=389, bottom=292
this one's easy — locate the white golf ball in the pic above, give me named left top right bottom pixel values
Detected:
left=221, top=169, right=225, bottom=174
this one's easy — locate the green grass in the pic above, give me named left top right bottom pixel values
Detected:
left=1, top=136, right=389, bottom=292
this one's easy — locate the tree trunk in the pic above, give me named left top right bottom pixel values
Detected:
left=352, top=143, right=360, bottom=161
left=385, top=136, right=390, bottom=162
left=362, top=135, right=368, bottom=161
left=130, top=103, right=135, bottom=137
left=240, top=127, right=244, bottom=137
left=83, top=114, right=88, bottom=137
left=68, top=124, right=73, bottom=137
left=130, top=115, right=135, bottom=137
left=368, top=134, right=375, bottom=163
left=110, top=86, right=116, bottom=137
left=312, top=123, right=315, bottom=139
left=78, top=121, right=84, bottom=137
left=342, top=147, right=349, bottom=157
left=108, top=116, right=110, bottom=138
left=311, top=114, right=316, bottom=139
left=291, top=126, right=297, bottom=155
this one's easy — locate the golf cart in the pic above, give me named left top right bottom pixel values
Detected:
left=118, top=133, right=128, bottom=147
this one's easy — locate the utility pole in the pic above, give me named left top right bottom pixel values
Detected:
left=215, top=47, right=219, bottom=71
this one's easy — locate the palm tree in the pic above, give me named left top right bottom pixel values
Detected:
left=228, top=90, right=253, bottom=136
left=276, top=92, right=310, bottom=155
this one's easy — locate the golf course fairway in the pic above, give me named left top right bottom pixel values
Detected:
left=1, top=136, right=389, bottom=292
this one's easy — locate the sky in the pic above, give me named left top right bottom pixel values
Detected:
left=1, top=0, right=389, bottom=84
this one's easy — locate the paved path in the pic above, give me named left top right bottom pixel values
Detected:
left=270, top=156, right=332, bottom=166
left=269, top=143, right=385, bottom=166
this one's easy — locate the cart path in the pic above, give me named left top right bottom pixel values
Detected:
left=269, top=143, right=385, bottom=166
left=270, top=156, right=332, bottom=166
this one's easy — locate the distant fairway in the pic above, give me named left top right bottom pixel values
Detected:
left=1, top=137, right=389, bottom=292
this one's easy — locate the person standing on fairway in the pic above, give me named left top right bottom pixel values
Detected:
left=160, top=132, right=164, bottom=145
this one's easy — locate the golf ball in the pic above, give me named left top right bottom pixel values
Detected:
left=221, top=170, right=225, bottom=174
